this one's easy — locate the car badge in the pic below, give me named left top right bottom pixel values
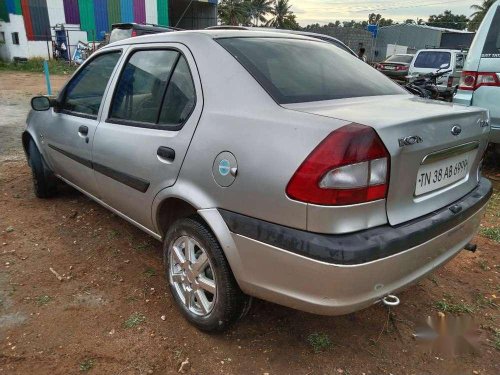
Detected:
left=451, top=125, right=462, bottom=136
left=398, top=135, right=423, bottom=147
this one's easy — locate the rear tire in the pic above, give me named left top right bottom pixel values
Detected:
left=163, top=216, right=250, bottom=332
left=28, top=140, right=57, bottom=198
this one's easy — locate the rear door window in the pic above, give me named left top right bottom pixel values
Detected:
left=482, top=7, right=500, bottom=58
left=217, top=37, right=405, bottom=104
left=109, top=49, right=197, bottom=129
left=414, top=51, right=451, bottom=69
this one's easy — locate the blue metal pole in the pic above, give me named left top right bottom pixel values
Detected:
left=43, top=60, right=52, bottom=96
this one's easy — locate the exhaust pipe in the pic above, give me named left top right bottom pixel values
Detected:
left=381, top=294, right=400, bottom=307
left=464, top=242, right=477, bottom=253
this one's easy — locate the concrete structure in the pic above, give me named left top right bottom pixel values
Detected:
left=303, top=26, right=374, bottom=59
left=374, top=24, right=474, bottom=61
left=0, top=0, right=217, bottom=61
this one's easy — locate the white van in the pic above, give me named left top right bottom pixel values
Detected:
left=454, top=0, right=500, bottom=151
left=408, top=49, right=467, bottom=98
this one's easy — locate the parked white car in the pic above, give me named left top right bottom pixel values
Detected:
left=408, top=49, right=467, bottom=98
left=454, top=0, right=500, bottom=153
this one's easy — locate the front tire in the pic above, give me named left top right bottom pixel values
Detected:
left=28, top=140, right=57, bottom=198
left=163, top=217, right=249, bottom=332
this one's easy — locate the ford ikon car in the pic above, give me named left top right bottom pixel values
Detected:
left=24, top=30, right=492, bottom=332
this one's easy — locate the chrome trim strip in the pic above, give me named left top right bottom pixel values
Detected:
left=421, top=141, right=479, bottom=165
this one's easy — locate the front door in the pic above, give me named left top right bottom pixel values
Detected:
left=92, top=45, right=202, bottom=231
left=44, top=50, right=122, bottom=196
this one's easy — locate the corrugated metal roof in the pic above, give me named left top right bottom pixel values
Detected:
left=133, top=0, right=145, bottom=23
left=94, top=0, right=109, bottom=39
left=21, top=0, right=34, bottom=40
left=145, top=0, right=157, bottom=24
left=63, top=0, right=79, bottom=24
left=120, top=0, right=133, bottom=23
left=107, top=0, right=120, bottom=29
left=29, top=0, right=51, bottom=41
left=78, top=0, right=96, bottom=40
left=157, top=0, right=168, bottom=26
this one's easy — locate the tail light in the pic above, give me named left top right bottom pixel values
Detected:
left=286, top=124, right=390, bottom=206
left=396, top=65, right=408, bottom=71
left=458, top=71, right=500, bottom=91
left=131, top=30, right=137, bottom=37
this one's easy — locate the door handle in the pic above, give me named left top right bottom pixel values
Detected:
left=157, top=146, right=175, bottom=163
left=78, top=125, right=89, bottom=136
left=78, top=125, right=89, bottom=143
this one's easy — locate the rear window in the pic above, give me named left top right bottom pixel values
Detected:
left=217, top=37, right=404, bottom=104
left=386, top=55, right=413, bottom=63
left=482, top=7, right=500, bottom=58
left=110, top=28, right=132, bottom=43
left=414, top=51, right=451, bottom=69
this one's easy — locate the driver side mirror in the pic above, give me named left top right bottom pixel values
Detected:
left=31, top=96, right=55, bottom=111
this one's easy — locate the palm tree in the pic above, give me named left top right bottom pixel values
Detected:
left=218, top=0, right=249, bottom=26
left=248, top=0, right=273, bottom=26
left=266, top=0, right=296, bottom=29
left=468, top=0, right=495, bottom=31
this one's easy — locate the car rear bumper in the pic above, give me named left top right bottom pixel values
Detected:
left=211, top=178, right=491, bottom=315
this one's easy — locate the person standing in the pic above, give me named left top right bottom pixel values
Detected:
left=358, top=47, right=367, bottom=62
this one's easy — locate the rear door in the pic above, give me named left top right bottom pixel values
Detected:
left=44, top=50, right=122, bottom=196
left=92, top=44, right=202, bottom=231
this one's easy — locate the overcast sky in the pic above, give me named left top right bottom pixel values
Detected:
left=290, top=0, right=480, bottom=26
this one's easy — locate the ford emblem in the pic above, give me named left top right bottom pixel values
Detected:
left=451, top=125, right=462, bottom=136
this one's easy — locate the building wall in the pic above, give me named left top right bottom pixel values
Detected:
left=170, top=0, right=216, bottom=29
left=0, top=14, right=52, bottom=60
left=305, top=26, right=374, bottom=59
left=375, top=24, right=442, bottom=61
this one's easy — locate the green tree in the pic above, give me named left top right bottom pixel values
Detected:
left=248, top=0, right=273, bottom=26
left=266, top=0, right=298, bottom=29
left=218, top=0, right=249, bottom=25
left=468, top=0, right=496, bottom=31
left=427, top=10, right=469, bottom=30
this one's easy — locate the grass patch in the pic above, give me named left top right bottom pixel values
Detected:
left=36, top=295, right=52, bottom=306
left=0, top=58, right=77, bottom=76
left=79, top=358, right=94, bottom=372
left=473, top=292, right=499, bottom=309
left=124, top=312, right=146, bottom=328
left=108, top=229, right=120, bottom=239
left=494, top=329, right=500, bottom=350
left=143, top=268, right=156, bottom=277
left=435, top=299, right=474, bottom=314
left=307, top=332, right=332, bottom=353
left=479, top=227, right=500, bottom=243
left=477, top=259, right=490, bottom=271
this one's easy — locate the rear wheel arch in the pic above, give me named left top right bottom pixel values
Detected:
left=156, top=197, right=199, bottom=239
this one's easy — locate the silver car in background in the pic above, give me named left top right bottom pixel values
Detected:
left=24, top=30, right=491, bottom=332
left=454, top=0, right=500, bottom=154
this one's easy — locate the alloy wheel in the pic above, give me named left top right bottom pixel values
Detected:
left=169, top=235, right=217, bottom=316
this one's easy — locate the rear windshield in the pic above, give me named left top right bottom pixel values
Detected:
left=110, top=28, right=132, bottom=43
left=386, top=55, right=413, bottom=63
left=217, top=37, right=405, bottom=104
left=482, top=7, right=500, bottom=58
left=414, top=51, right=451, bottom=69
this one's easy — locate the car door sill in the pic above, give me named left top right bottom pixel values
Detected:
left=56, top=174, right=162, bottom=241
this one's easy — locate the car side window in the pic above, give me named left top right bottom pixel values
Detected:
left=158, top=56, right=196, bottom=127
left=455, top=54, right=464, bottom=69
left=61, top=52, right=121, bottom=117
left=109, top=49, right=196, bottom=129
left=482, top=7, right=500, bottom=57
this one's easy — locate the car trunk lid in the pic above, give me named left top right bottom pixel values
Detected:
left=283, top=95, right=490, bottom=225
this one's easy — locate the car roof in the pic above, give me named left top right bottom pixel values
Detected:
left=105, top=29, right=325, bottom=48
left=417, top=49, right=465, bottom=53
left=205, top=26, right=356, bottom=55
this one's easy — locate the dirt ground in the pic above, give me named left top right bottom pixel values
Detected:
left=0, top=71, right=499, bottom=375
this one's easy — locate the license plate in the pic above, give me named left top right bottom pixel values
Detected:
left=415, top=151, right=475, bottom=196
left=384, top=66, right=396, bottom=70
